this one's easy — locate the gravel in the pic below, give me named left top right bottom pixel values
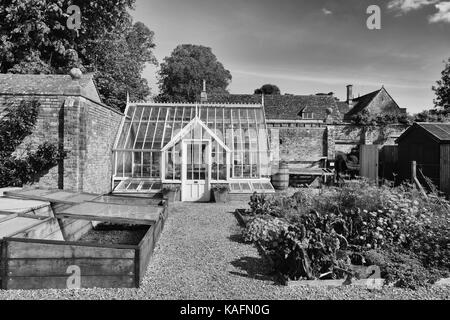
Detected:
left=0, top=201, right=449, bottom=300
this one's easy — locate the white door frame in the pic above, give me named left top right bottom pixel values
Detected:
left=181, top=139, right=211, bottom=202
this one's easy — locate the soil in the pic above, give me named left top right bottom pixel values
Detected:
left=78, top=223, right=149, bottom=245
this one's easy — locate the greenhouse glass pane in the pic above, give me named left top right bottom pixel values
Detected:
left=132, top=107, right=144, bottom=122
left=116, top=122, right=130, bottom=149
left=200, top=107, right=207, bottom=122
left=150, top=108, right=160, bottom=120
left=134, top=122, right=148, bottom=149
left=153, top=122, right=164, bottom=149
left=151, top=182, right=162, bottom=190
left=241, top=182, right=251, bottom=191
left=127, top=181, right=141, bottom=190
left=126, top=105, right=135, bottom=118
left=141, top=181, right=153, bottom=191
left=124, top=123, right=139, bottom=149
left=165, top=148, right=174, bottom=180
left=252, top=183, right=263, bottom=191
left=124, top=152, right=132, bottom=176
left=143, top=152, right=152, bottom=177
left=141, top=107, right=152, bottom=121
left=262, top=183, right=274, bottom=191
left=230, top=183, right=241, bottom=191
left=115, top=152, right=124, bottom=177
left=133, top=152, right=142, bottom=177
left=151, top=153, right=161, bottom=178
left=116, top=180, right=131, bottom=191
left=143, top=123, right=157, bottom=149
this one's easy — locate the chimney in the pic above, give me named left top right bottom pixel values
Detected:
left=346, top=85, right=354, bottom=106
left=200, top=79, right=208, bottom=103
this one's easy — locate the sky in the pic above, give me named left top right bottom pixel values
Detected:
left=131, top=0, right=450, bottom=114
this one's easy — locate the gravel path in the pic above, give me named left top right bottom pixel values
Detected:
left=0, top=201, right=449, bottom=300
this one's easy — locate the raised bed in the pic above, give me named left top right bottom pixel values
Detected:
left=0, top=198, right=169, bottom=290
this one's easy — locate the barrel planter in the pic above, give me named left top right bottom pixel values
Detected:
left=272, top=162, right=290, bottom=190
left=213, top=190, right=228, bottom=203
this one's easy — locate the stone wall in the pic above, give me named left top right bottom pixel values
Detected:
left=269, top=122, right=408, bottom=171
left=0, top=94, right=123, bottom=194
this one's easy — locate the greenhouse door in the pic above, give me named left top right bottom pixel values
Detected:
left=182, top=140, right=211, bottom=202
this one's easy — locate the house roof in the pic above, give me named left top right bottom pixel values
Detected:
left=336, top=101, right=350, bottom=116
left=0, top=73, right=102, bottom=104
left=345, top=87, right=403, bottom=118
left=396, top=122, right=450, bottom=144
left=207, top=94, right=341, bottom=121
left=346, top=89, right=381, bottom=116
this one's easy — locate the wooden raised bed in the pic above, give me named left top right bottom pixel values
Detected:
left=0, top=197, right=169, bottom=290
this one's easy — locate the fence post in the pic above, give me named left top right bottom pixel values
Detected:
left=411, top=161, right=416, bottom=183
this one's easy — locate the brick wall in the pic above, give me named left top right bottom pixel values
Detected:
left=269, top=122, right=408, bottom=170
left=83, top=99, right=123, bottom=194
left=0, top=93, right=122, bottom=194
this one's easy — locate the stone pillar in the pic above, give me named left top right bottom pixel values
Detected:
left=326, top=125, right=336, bottom=160
left=269, top=128, right=280, bottom=174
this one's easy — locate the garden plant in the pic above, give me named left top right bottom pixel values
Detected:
left=242, top=181, right=450, bottom=289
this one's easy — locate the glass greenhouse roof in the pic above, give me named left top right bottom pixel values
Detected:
left=114, top=103, right=268, bottom=152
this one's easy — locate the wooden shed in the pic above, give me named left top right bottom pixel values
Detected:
left=396, top=122, right=450, bottom=196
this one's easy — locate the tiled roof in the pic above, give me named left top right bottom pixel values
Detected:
left=0, top=73, right=102, bottom=104
left=346, top=89, right=381, bottom=116
left=207, top=94, right=342, bottom=121
left=336, top=101, right=350, bottom=116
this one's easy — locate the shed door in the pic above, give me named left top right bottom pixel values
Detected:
left=360, top=145, right=379, bottom=183
left=182, top=141, right=210, bottom=202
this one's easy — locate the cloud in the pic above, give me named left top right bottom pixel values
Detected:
left=321, top=8, right=333, bottom=15
left=387, top=0, right=439, bottom=13
left=429, top=1, right=450, bottom=22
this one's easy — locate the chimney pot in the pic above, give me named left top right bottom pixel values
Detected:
left=346, top=85, right=354, bottom=106
left=201, top=79, right=208, bottom=103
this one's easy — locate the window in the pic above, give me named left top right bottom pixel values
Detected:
left=302, top=112, right=314, bottom=119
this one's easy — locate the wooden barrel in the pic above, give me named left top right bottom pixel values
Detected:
left=272, top=162, right=289, bottom=190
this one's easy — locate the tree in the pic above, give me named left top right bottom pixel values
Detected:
left=0, top=0, right=156, bottom=111
left=432, top=58, right=450, bottom=110
left=85, top=21, right=157, bottom=110
left=158, top=45, right=232, bottom=102
left=254, top=84, right=281, bottom=95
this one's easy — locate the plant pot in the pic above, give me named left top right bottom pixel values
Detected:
left=213, top=190, right=228, bottom=203
left=163, top=190, right=178, bottom=203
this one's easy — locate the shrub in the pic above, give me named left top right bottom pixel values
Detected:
left=162, top=184, right=180, bottom=193
left=243, top=180, right=450, bottom=288
left=0, top=100, right=67, bottom=187
left=211, top=184, right=230, bottom=193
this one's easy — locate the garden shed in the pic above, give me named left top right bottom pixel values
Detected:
left=112, top=102, right=274, bottom=201
left=396, top=122, right=450, bottom=197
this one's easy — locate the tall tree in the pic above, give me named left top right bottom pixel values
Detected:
left=433, top=58, right=450, bottom=110
left=254, top=84, right=281, bottom=95
left=0, top=0, right=156, bottom=111
left=158, top=44, right=232, bottom=102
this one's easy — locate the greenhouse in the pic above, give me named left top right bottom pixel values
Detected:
left=112, top=102, right=274, bottom=201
